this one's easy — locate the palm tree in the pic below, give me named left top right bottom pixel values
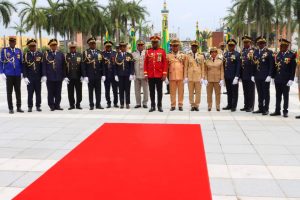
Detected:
left=0, top=0, right=17, bottom=27
left=224, top=6, right=245, bottom=44
left=273, top=0, right=284, bottom=50
left=282, top=0, right=293, bottom=42
left=91, top=8, right=111, bottom=47
left=43, top=0, right=64, bottom=38
left=18, top=0, right=47, bottom=49
left=10, top=21, right=26, bottom=48
left=200, top=30, right=212, bottom=52
left=293, top=0, right=300, bottom=48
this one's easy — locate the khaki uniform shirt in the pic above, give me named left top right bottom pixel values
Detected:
left=185, top=52, right=204, bottom=82
left=204, top=57, right=224, bottom=82
left=167, top=52, right=188, bottom=81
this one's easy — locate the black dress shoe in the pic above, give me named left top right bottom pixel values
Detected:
left=135, top=105, right=141, bottom=108
left=17, top=108, right=24, bottom=113
left=253, top=110, right=262, bottom=114
left=90, top=107, right=94, bottom=110
left=120, top=105, right=124, bottom=109
left=191, top=107, right=195, bottom=111
left=68, top=106, right=75, bottom=110
left=231, top=108, right=236, bottom=112
left=246, top=109, right=253, bottom=112
left=222, top=106, right=231, bottom=110
left=9, top=109, right=14, bottom=114
left=36, top=107, right=42, bottom=112
left=114, top=104, right=119, bottom=108
left=50, top=108, right=55, bottom=111
left=143, top=105, right=148, bottom=109
left=170, top=107, right=175, bottom=111
left=76, top=106, right=82, bottom=110
left=194, top=107, right=199, bottom=112
left=158, top=107, right=163, bottom=112
left=178, top=107, right=183, bottom=111
left=295, top=115, right=300, bottom=119
left=96, top=106, right=104, bottom=109
left=262, top=111, right=269, bottom=115
left=240, top=108, right=247, bottom=111
left=208, top=108, right=211, bottom=112
left=126, top=104, right=130, bottom=109
left=149, top=107, right=156, bottom=112
left=283, top=113, right=288, bottom=118
left=270, top=112, right=281, bottom=116
left=28, top=108, right=32, bottom=112
left=165, top=92, right=170, bottom=95
left=56, top=107, right=63, bottom=111
left=217, top=108, right=220, bottom=112
left=107, top=104, right=111, bottom=108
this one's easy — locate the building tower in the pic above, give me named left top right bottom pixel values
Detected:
left=161, top=0, right=169, bottom=52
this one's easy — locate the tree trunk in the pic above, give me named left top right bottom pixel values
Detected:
left=39, top=29, right=43, bottom=50
left=287, top=16, right=292, bottom=42
left=247, top=20, right=251, bottom=36
left=115, top=18, right=120, bottom=44
left=298, top=22, right=300, bottom=50
left=275, top=22, right=279, bottom=51
left=19, top=33, right=22, bottom=50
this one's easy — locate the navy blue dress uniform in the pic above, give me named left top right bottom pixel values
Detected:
left=0, top=36, right=24, bottom=114
left=65, top=42, right=83, bottom=110
left=270, top=39, right=297, bottom=117
left=42, top=39, right=66, bottom=111
left=240, top=36, right=256, bottom=112
left=23, top=39, right=43, bottom=112
left=223, top=39, right=241, bottom=112
left=102, top=41, right=119, bottom=108
left=115, top=42, right=134, bottom=109
left=253, top=36, right=275, bottom=115
left=82, top=37, right=105, bottom=110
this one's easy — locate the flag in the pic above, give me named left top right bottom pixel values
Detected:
left=105, top=30, right=110, bottom=42
left=162, top=15, right=169, bottom=52
left=131, top=27, right=136, bottom=52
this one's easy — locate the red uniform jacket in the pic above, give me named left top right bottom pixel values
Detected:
left=144, top=48, right=168, bottom=78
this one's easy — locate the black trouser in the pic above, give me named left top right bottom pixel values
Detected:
left=119, top=76, right=131, bottom=105
left=255, top=80, right=270, bottom=112
left=6, top=75, right=21, bottom=110
left=242, top=80, right=255, bottom=110
left=104, top=78, right=118, bottom=106
left=67, top=79, right=82, bottom=107
left=149, top=78, right=163, bottom=108
left=88, top=79, right=101, bottom=108
left=27, top=79, right=41, bottom=108
left=275, top=83, right=290, bottom=114
left=225, top=78, right=239, bottom=109
left=46, top=80, right=62, bottom=109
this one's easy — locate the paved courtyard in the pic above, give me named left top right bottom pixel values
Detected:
left=0, top=80, right=300, bottom=200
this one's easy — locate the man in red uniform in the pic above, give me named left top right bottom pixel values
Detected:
left=144, top=35, right=168, bottom=112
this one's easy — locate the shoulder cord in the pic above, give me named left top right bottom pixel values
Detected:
left=45, top=51, right=56, bottom=70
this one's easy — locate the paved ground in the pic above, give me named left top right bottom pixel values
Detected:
left=0, top=80, right=300, bottom=200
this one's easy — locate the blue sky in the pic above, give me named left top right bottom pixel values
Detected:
left=3, top=0, right=232, bottom=39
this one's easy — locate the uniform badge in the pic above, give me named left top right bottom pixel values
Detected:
left=7, top=52, right=11, bottom=57
left=36, top=57, right=41, bottom=62
left=126, top=56, right=131, bottom=62
left=157, top=53, right=162, bottom=62
left=98, top=54, right=102, bottom=61
left=17, top=54, right=21, bottom=59
left=231, top=55, right=236, bottom=61
left=284, top=58, right=291, bottom=64
left=77, top=57, right=81, bottom=62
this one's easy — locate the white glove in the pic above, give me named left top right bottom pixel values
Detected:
left=265, top=76, right=271, bottom=82
left=287, top=80, right=293, bottom=87
left=115, top=76, right=119, bottom=82
left=219, top=80, right=224, bottom=87
left=83, top=77, right=89, bottom=84
left=80, top=77, right=84, bottom=82
left=21, top=73, right=24, bottom=79
left=184, top=78, right=188, bottom=84
left=164, top=77, right=169, bottom=85
left=0, top=73, right=6, bottom=81
left=271, top=79, right=275, bottom=85
left=41, top=76, right=47, bottom=83
left=294, top=77, right=298, bottom=83
left=24, top=78, right=30, bottom=85
left=101, top=76, right=106, bottom=82
left=251, top=76, right=255, bottom=83
left=232, top=77, right=239, bottom=85
left=202, top=79, right=208, bottom=86
left=129, top=75, right=134, bottom=81
left=64, top=77, right=70, bottom=84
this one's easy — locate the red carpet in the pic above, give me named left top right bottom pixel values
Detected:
left=14, top=123, right=211, bottom=200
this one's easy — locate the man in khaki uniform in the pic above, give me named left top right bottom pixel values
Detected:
left=132, top=40, right=148, bottom=108
left=167, top=38, right=188, bottom=111
left=185, top=40, right=204, bottom=111
left=204, top=47, right=224, bottom=111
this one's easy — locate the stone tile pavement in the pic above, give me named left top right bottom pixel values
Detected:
left=0, top=81, right=300, bottom=200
